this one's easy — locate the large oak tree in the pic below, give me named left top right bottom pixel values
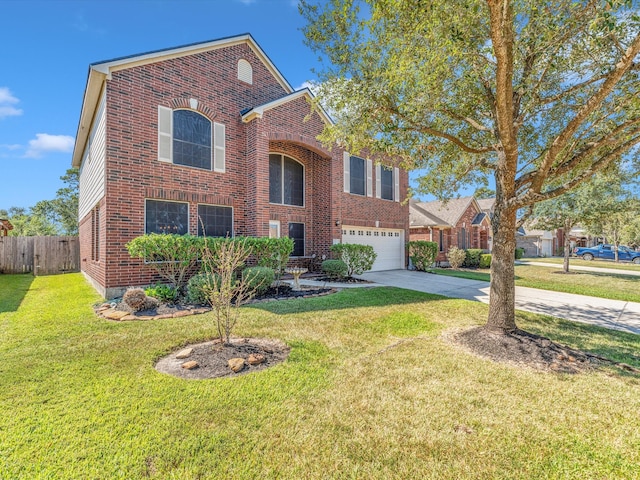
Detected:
left=301, top=0, right=640, bottom=333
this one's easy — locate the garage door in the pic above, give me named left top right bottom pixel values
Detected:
left=341, top=226, right=405, bottom=271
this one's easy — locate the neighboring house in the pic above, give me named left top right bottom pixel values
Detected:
left=0, top=219, right=13, bottom=236
left=409, top=197, right=492, bottom=262
left=516, top=225, right=555, bottom=257
left=72, top=34, right=408, bottom=298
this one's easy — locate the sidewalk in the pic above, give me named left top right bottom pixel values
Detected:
left=517, top=260, right=640, bottom=277
left=299, top=270, right=640, bottom=335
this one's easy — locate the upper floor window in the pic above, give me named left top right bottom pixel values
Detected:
left=269, top=153, right=304, bottom=206
left=376, top=164, right=400, bottom=202
left=158, top=106, right=225, bottom=172
left=343, top=153, right=372, bottom=196
left=145, top=199, right=188, bottom=235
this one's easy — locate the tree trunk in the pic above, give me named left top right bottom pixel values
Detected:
left=486, top=201, right=518, bottom=333
left=563, top=219, right=572, bottom=273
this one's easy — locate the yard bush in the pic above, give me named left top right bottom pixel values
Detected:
left=186, top=272, right=221, bottom=304
left=321, top=259, right=348, bottom=279
left=330, top=243, right=377, bottom=276
left=145, top=283, right=179, bottom=303
left=242, top=266, right=275, bottom=296
left=252, top=237, right=294, bottom=284
left=408, top=241, right=438, bottom=271
left=515, top=247, right=525, bottom=259
left=126, top=234, right=204, bottom=290
left=479, top=254, right=492, bottom=269
left=464, top=249, right=484, bottom=268
left=123, top=288, right=147, bottom=311
left=446, top=246, right=467, bottom=269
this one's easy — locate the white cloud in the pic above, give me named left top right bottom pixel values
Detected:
left=236, top=0, right=257, bottom=4
left=24, top=134, right=75, bottom=158
left=0, top=143, right=21, bottom=151
left=295, top=80, right=319, bottom=93
left=0, top=87, right=23, bottom=119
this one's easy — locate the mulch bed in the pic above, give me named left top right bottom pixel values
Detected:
left=449, top=326, right=640, bottom=374
left=155, top=337, right=290, bottom=380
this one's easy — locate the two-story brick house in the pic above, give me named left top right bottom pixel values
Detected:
left=409, top=197, right=493, bottom=263
left=72, top=34, right=408, bottom=298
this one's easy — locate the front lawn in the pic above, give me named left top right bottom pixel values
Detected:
left=1, top=273, right=639, bottom=479
left=430, top=264, right=640, bottom=303
left=522, top=256, right=640, bottom=272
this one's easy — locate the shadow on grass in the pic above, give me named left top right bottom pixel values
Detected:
left=246, top=286, right=447, bottom=315
left=519, top=311, right=640, bottom=370
left=0, top=274, right=34, bottom=313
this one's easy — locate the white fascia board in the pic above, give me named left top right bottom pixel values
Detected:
left=72, top=69, right=106, bottom=168
left=241, top=88, right=333, bottom=125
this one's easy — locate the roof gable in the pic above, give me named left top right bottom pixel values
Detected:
left=241, top=88, right=333, bottom=125
left=412, top=197, right=477, bottom=227
left=73, top=33, right=293, bottom=168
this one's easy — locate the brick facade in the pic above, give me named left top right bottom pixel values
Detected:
left=75, top=36, right=408, bottom=298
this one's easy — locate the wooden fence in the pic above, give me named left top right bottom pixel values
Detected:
left=0, top=236, right=80, bottom=275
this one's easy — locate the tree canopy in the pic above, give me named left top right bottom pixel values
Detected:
left=301, top=0, right=640, bottom=332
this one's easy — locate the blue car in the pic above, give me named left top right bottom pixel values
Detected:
left=574, top=244, right=640, bottom=264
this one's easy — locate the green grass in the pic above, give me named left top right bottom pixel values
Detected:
left=1, top=273, right=640, bottom=479
left=522, top=256, right=640, bottom=272
left=430, top=265, right=640, bottom=303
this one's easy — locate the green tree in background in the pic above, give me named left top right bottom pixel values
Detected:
left=1, top=168, right=78, bottom=236
left=301, top=0, right=640, bottom=334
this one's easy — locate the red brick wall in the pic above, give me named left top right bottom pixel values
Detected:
left=80, top=42, right=408, bottom=297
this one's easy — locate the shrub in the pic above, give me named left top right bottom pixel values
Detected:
left=253, top=237, right=294, bottom=275
left=242, top=266, right=275, bottom=296
left=408, top=241, right=438, bottom=271
left=186, top=273, right=220, bottom=305
left=446, top=246, right=466, bottom=269
left=479, top=254, right=492, bottom=269
left=126, top=234, right=204, bottom=290
left=515, top=247, right=525, bottom=259
left=145, top=284, right=179, bottom=303
left=123, top=288, right=147, bottom=311
left=143, top=296, right=160, bottom=310
left=200, top=237, right=263, bottom=345
left=321, top=259, right=348, bottom=279
left=330, top=243, right=377, bottom=276
left=464, top=249, right=484, bottom=268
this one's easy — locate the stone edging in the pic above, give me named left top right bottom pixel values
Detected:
left=95, top=303, right=211, bottom=321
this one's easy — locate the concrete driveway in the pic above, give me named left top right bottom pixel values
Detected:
left=356, top=270, right=640, bottom=335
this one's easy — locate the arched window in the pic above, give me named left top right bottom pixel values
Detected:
left=269, top=153, right=304, bottom=206
left=173, top=109, right=211, bottom=170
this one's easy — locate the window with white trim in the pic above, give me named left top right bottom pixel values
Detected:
left=269, top=153, right=304, bottom=206
left=145, top=199, right=188, bottom=235
left=197, top=204, right=233, bottom=237
left=343, top=153, right=372, bottom=196
left=158, top=106, right=225, bottom=172
left=289, top=223, right=305, bottom=256
left=376, top=164, right=400, bottom=201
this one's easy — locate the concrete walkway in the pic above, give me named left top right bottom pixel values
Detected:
left=300, top=270, right=640, bottom=335
left=517, top=260, right=640, bottom=277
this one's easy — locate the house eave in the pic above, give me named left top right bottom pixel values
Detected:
left=241, top=88, right=333, bottom=125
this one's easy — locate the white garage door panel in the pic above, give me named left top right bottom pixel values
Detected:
left=342, top=226, right=405, bottom=271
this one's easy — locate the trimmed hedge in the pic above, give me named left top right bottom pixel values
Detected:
left=446, top=246, right=466, bottom=269
left=408, top=241, right=438, bottom=271
left=464, top=249, right=484, bottom=268
left=242, top=266, right=275, bottom=296
left=321, top=259, right=348, bottom=279
left=330, top=243, right=377, bottom=276
left=515, top=247, right=525, bottom=259
left=479, top=254, right=492, bottom=269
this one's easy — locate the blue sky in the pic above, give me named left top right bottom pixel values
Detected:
left=0, top=0, right=320, bottom=211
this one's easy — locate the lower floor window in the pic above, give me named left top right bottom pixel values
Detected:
left=197, top=204, right=233, bottom=237
left=289, top=222, right=305, bottom=256
left=146, top=199, right=188, bottom=234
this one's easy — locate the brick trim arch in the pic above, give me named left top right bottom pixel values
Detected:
left=267, top=131, right=332, bottom=159
left=168, top=98, right=216, bottom=120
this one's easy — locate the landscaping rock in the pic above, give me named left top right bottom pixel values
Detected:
left=176, top=348, right=193, bottom=359
left=103, top=309, right=130, bottom=320
left=228, top=358, right=245, bottom=373
left=172, top=310, right=192, bottom=318
left=121, top=315, right=138, bottom=321
left=247, top=353, right=265, bottom=365
left=181, top=361, right=199, bottom=370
